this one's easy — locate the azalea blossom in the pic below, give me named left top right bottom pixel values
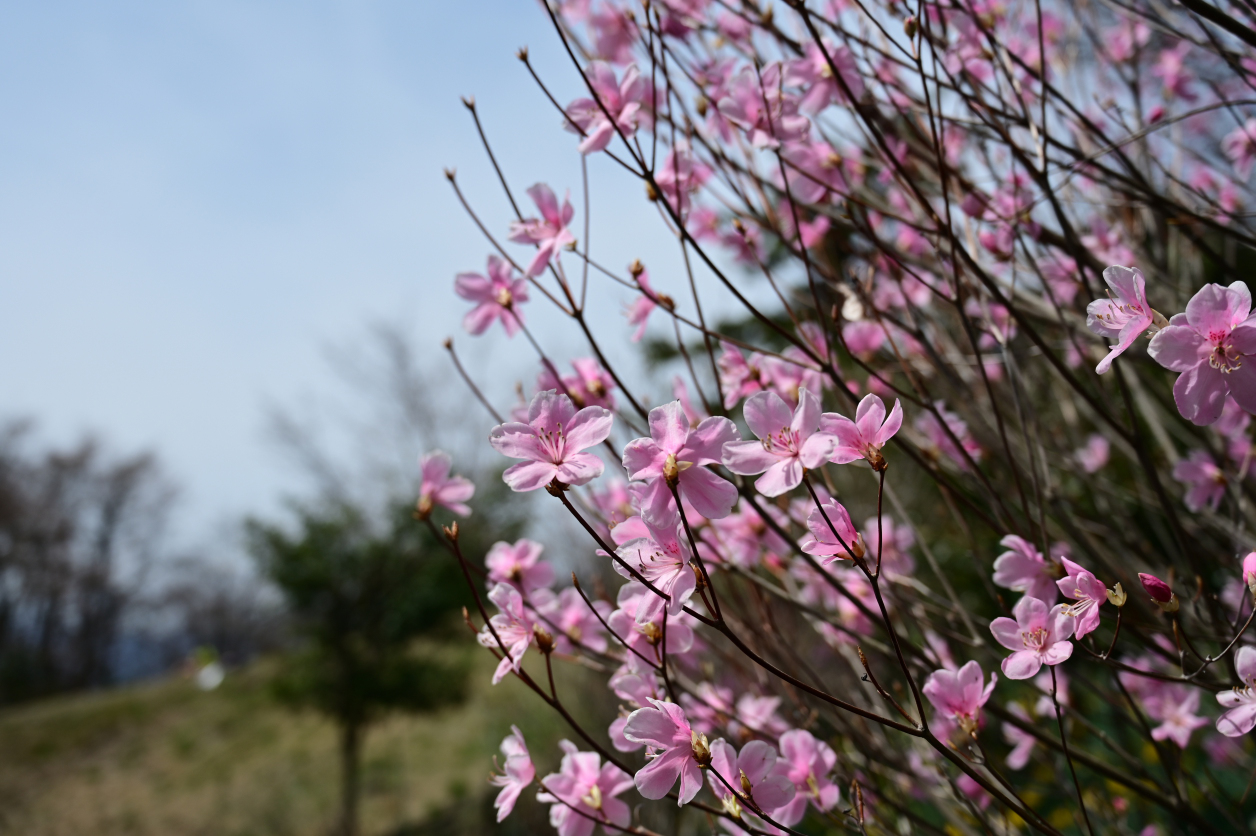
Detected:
left=490, top=726, right=534, bottom=822
left=654, top=140, right=710, bottom=217
left=535, top=586, right=610, bottom=654
left=565, top=62, right=645, bottom=154
left=1144, top=684, right=1208, bottom=748
left=1147, top=281, right=1256, bottom=426
left=785, top=40, right=864, bottom=112
left=1172, top=449, right=1226, bottom=511
left=606, top=582, right=695, bottom=660
left=1216, top=646, right=1256, bottom=737
left=485, top=538, right=555, bottom=593
left=1086, top=266, right=1160, bottom=374
left=1055, top=557, right=1107, bottom=639
left=622, top=699, right=709, bottom=805
left=537, top=740, right=634, bottom=836
left=614, top=511, right=698, bottom=623
left=479, top=583, right=536, bottom=685
left=490, top=390, right=613, bottom=491
left=722, top=389, right=837, bottom=496
left=717, top=342, right=769, bottom=409
left=989, top=596, right=1075, bottom=680
left=923, top=659, right=997, bottom=736
left=455, top=254, right=529, bottom=337
left=1222, top=119, right=1256, bottom=181
left=626, top=267, right=671, bottom=343
left=1075, top=434, right=1110, bottom=473
left=799, top=498, right=864, bottom=564
left=415, top=450, right=474, bottom=519
left=1002, top=704, right=1037, bottom=770
left=706, top=738, right=796, bottom=817
left=992, top=535, right=1059, bottom=604
left=622, top=400, right=739, bottom=523
left=716, top=63, right=809, bottom=149
left=509, top=183, right=577, bottom=277
left=773, top=729, right=839, bottom=826
left=821, top=394, right=902, bottom=469
left=914, top=401, right=982, bottom=469
left=538, top=357, right=617, bottom=410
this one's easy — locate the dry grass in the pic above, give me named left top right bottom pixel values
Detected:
left=0, top=651, right=609, bottom=836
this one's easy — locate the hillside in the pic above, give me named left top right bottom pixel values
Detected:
left=0, top=652, right=607, bottom=835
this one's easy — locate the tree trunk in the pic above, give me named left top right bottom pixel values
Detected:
left=337, top=720, right=361, bottom=836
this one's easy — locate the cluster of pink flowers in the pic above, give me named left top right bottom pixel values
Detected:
left=429, top=0, right=1256, bottom=831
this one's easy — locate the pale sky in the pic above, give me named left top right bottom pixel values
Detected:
left=1, top=1, right=752, bottom=553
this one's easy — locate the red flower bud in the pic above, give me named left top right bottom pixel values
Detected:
left=1138, top=573, right=1176, bottom=611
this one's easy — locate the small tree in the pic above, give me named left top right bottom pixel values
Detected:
left=248, top=499, right=482, bottom=836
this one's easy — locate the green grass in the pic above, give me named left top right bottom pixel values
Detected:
left=0, top=650, right=612, bottom=836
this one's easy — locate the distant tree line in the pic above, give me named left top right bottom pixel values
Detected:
left=0, top=421, right=280, bottom=705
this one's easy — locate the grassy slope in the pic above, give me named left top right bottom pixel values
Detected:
left=0, top=652, right=608, bottom=836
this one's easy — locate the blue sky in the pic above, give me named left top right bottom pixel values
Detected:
left=0, top=1, right=747, bottom=549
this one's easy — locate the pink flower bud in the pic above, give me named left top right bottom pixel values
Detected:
left=1243, top=552, right=1256, bottom=594
left=1138, top=573, right=1175, bottom=608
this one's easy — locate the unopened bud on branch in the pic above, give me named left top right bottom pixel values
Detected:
left=1138, top=573, right=1178, bottom=612
left=1106, top=582, right=1126, bottom=607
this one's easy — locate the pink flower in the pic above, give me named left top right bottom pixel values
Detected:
left=785, top=41, right=864, bottom=112
left=654, top=140, right=710, bottom=217
left=989, top=596, right=1075, bottom=680
left=716, top=64, right=809, bottom=150
left=1107, top=17, right=1149, bottom=62
left=799, top=498, right=863, bottom=564
left=736, top=694, right=789, bottom=736
left=1147, top=281, right=1256, bottom=426
left=1075, top=434, right=1110, bottom=473
left=486, top=538, right=555, bottom=593
left=772, top=730, right=839, bottom=826
left=565, top=62, right=644, bottom=154
left=707, top=739, right=796, bottom=816
left=614, top=512, right=697, bottom=623
left=762, top=350, right=824, bottom=408
left=538, top=357, right=617, bottom=410
left=509, top=184, right=577, bottom=277
left=1085, top=266, right=1157, bottom=374
left=863, top=515, right=915, bottom=576
left=1243, top=552, right=1256, bottom=594
left=607, top=582, right=695, bottom=659
left=415, top=450, right=474, bottom=518
left=490, top=390, right=613, bottom=491
left=1002, top=704, right=1037, bottom=770
left=1152, top=41, right=1197, bottom=102
left=722, top=389, right=837, bottom=496
left=914, top=402, right=981, bottom=469
left=922, top=659, right=997, bottom=735
left=479, top=583, right=535, bottom=685
left=717, top=342, right=768, bottom=409
left=535, top=586, right=610, bottom=654
left=1216, top=646, right=1256, bottom=737
left=1223, top=119, right=1256, bottom=181
left=626, top=268, right=670, bottom=342
left=843, top=320, right=885, bottom=356
left=992, top=535, right=1059, bottom=604
left=455, top=254, right=529, bottom=337
left=821, top=394, right=903, bottom=469
left=490, top=726, right=534, bottom=821
left=537, top=740, right=633, bottom=836
left=1144, top=685, right=1208, bottom=748
left=1172, top=449, right=1226, bottom=511
left=622, top=400, right=740, bottom=523
left=1055, top=557, right=1106, bottom=639
left=701, top=502, right=790, bottom=569
left=622, top=699, right=708, bottom=805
